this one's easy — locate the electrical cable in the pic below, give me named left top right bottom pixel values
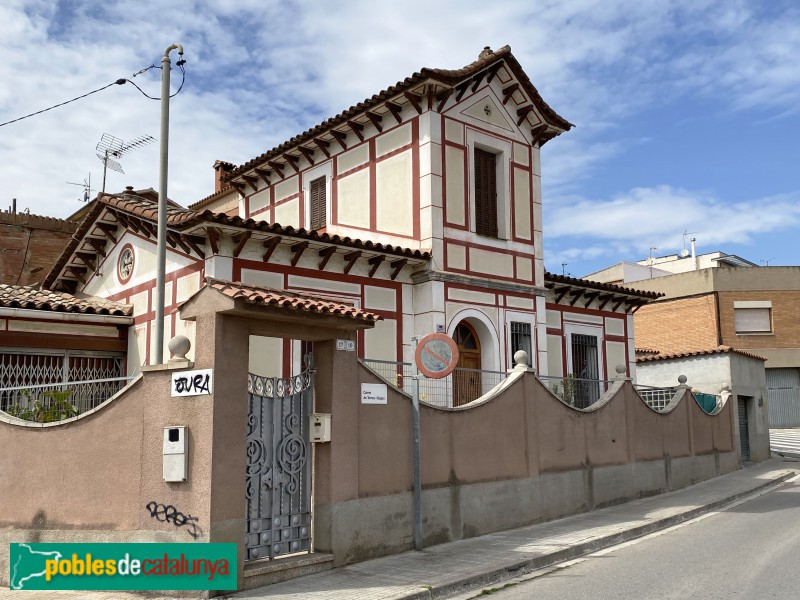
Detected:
left=0, top=60, right=187, bottom=128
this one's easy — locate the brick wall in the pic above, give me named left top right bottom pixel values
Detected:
left=718, top=290, right=800, bottom=349
left=634, top=293, right=720, bottom=354
left=0, top=213, right=77, bottom=286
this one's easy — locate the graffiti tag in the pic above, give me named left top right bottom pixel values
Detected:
left=171, top=368, right=213, bottom=397
left=145, top=501, right=202, bottom=539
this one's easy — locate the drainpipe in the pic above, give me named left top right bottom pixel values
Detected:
left=154, top=43, right=183, bottom=365
left=691, top=237, right=697, bottom=271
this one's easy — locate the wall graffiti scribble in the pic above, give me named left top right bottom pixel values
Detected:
left=145, top=501, right=201, bottom=539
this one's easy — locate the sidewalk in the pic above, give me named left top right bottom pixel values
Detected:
left=770, top=428, right=800, bottom=458
left=2, top=458, right=798, bottom=600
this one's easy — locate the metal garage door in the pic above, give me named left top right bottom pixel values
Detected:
left=767, top=368, right=800, bottom=428
left=738, top=397, right=751, bottom=462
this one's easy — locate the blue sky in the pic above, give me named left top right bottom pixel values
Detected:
left=0, top=0, right=798, bottom=277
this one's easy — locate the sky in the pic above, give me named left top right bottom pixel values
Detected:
left=1, top=0, right=798, bottom=277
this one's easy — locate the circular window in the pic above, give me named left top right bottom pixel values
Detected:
left=117, top=244, right=135, bottom=283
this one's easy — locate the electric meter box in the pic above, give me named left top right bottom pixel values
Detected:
left=309, top=413, right=331, bottom=443
left=163, top=426, right=188, bottom=482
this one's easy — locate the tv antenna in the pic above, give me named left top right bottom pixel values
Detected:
left=66, top=173, right=94, bottom=203
left=95, top=133, right=155, bottom=194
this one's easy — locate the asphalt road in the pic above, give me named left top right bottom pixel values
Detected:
left=464, top=478, right=800, bottom=600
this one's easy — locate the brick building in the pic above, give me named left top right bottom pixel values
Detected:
left=0, top=210, right=77, bottom=286
left=632, top=266, right=800, bottom=427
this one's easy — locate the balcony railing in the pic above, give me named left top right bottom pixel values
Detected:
left=538, top=375, right=615, bottom=409
left=0, top=376, right=135, bottom=423
left=361, top=359, right=507, bottom=408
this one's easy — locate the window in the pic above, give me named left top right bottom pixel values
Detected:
left=309, top=176, right=326, bottom=230
left=509, top=321, right=532, bottom=366
left=735, top=307, right=772, bottom=334
left=474, top=147, right=498, bottom=237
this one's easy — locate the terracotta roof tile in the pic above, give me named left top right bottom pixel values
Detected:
left=545, top=272, right=662, bottom=299
left=204, top=278, right=382, bottom=323
left=227, top=45, right=573, bottom=180
left=636, top=346, right=768, bottom=363
left=0, top=284, right=132, bottom=316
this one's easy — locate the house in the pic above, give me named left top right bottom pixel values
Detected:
left=39, top=45, right=658, bottom=404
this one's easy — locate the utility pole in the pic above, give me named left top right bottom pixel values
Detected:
left=154, top=43, right=184, bottom=365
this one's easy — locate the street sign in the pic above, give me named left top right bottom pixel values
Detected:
left=414, top=333, right=460, bottom=379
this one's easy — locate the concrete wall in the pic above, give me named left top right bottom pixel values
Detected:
left=313, top=363, right=737, bottom=566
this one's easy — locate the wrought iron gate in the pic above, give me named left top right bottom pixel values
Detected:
left=245, top=369, right=313, bottom=561
left=571, top=334, right=600, bottom=409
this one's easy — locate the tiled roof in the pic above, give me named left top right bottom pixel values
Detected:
left=44, top=192, right=430, bottom=290
left=545, top=272, right=662, bottom=299
left=635, top=347, right=661, bottom=355
left=204, top=278, right=382, bottom=323
left=636, top=346, right=768, bottom=363
left=0, top=284, right=132, bottom=316
left=227, top=45, right=573, bottom=180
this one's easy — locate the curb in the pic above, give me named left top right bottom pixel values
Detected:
left=405, top=471, right=797, bottom=600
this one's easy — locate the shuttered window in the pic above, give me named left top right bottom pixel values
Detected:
left=474, top=147, right=498, bottom=237
left=309, top=176, right=326, bottom=230
left=734, top=308, right=771, bottom=333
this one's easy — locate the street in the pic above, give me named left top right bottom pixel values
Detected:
left=459, top=478, right=800, bottom=599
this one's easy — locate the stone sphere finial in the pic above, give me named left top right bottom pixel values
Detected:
left=678, top=375, right=688, bottom=385
left=615, top=364, right=626, bottom=375
left=168, top=335, right=191, bottom=360
left=514, top=350, right=529, bottom=367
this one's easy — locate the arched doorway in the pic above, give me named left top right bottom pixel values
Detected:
left=452, top=321, right=481, bottom=406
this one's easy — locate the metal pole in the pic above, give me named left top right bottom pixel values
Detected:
left=154, top=43, right=183, bottom=365
left=411, top=337, right=423, bottom=550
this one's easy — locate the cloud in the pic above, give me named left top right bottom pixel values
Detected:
left=545, top=185, right=800, bottom=266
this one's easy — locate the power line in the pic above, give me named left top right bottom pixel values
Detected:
left=0, top=61, right=186, bottom=128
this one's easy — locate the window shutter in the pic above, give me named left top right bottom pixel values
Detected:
left=474, top=148, right=498, bottom=237
left=734, top=308, right=771, bottom=333
left=310, top=176, right=326, bottom=230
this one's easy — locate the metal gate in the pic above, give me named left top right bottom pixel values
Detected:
left=245, top=369, right=313, bottom=561
left=571, top=334, right=600, bottom=409
left=767, top=368, right=800, bottom=428
left=738, top=397, right=751, bottom=463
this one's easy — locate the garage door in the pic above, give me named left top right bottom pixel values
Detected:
left=767, top=368, right=800, bottom=428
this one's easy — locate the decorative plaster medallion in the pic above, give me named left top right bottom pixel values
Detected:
left=117, top=244, right=135, bottom=283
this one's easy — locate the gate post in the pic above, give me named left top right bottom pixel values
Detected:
left=310, top=338, right=361, bottom=561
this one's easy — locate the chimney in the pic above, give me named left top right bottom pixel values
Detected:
left=691, top=238, right=698, bottom=270
left=479, top=46, right=493, bottom=60
left=214, top=160, right=235, bottom=193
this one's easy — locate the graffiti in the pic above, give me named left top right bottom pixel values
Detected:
left=173, top=374, right=211, bottom=395
left=145, top=501, right=201, bottom=539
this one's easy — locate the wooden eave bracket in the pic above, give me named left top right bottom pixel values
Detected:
left=502, top=83, right=519, bottom=105
left=365, top=112, right=383, bottom=133
left=232, top=231, right=252, bottom=258
left=385, top=102, right=403, bottom=124
left=207, top=228, right=221, bottom=255
left=597, top=294, right=614, bottom=311
left=230, top=180, right=247, bottom=194
left=516, top=105, right=533, bottom=126
left=66, top=265, right=87, bottom=284
left=267, top=161, right=285, bottom=178
left=313, top=138, right=331, bottom=158
left=298, top=146, right=316, bottom=166
left=404, top=92, right=423, bottom=114
left=367, top=255, right=385, bottom=277
left=454, top=81, right=471, bottom=103
left=317, top=246, right=336, bottom=271
left=75, top=252, right=97, bottom=270
left=554, top=286, right=571, bottom=304
left=262, top=237, right=280, bottom=262
left=330, top=130, right=348, bottom=150
left=183, top=235, right=205, bottom=259
left=612, top=296, right=627, bottom=312
left=436, top=88, right=453, bottom=113
left=242, top=174, right=260, bottom=192
left=470, top=70, right=487, bottom=93
left=290, top=241, right=309, bottom=267
left=95, top=222, right=118, bottom=243
left=485, top=62, right=503, bottom=84
left=569, top=289, right=584, bottom=307
left=86, top=238, right=107, bottom=258
left=283, top=154, right=301, bottom=174
left=583, top=292, right=599, bottom=308
left=346, top=120, right=364, bottom=142
left=390, top=258, right=407, bottom=280
left=531, top=123, right=548, bottom=146
left=254, top=168, right=272, bottom=186
left=343, top=250, right=361, bottom=274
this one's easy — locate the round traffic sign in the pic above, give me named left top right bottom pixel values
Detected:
left=415, top=333, right=460, bottom=379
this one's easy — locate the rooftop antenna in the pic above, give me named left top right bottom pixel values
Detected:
left=95, top=133, right=155, bottom=194
left=760, top=258, right=773, bottom=267
left=66, top=173, right=94, bottom=203
left=681, top=230, right=697, bottom=258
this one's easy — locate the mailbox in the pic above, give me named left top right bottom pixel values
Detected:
left=309, top=413, right=331, bottom=443
left=163, top=426, right=188, bottom=482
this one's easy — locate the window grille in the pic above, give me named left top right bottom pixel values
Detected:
left=570, top=334, right=600, bottom=408
left=474, top=147, right=498, bottom=237
left=510, top=322, right=532, bottom=366
left=309, top=176, right=326, bottom=230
